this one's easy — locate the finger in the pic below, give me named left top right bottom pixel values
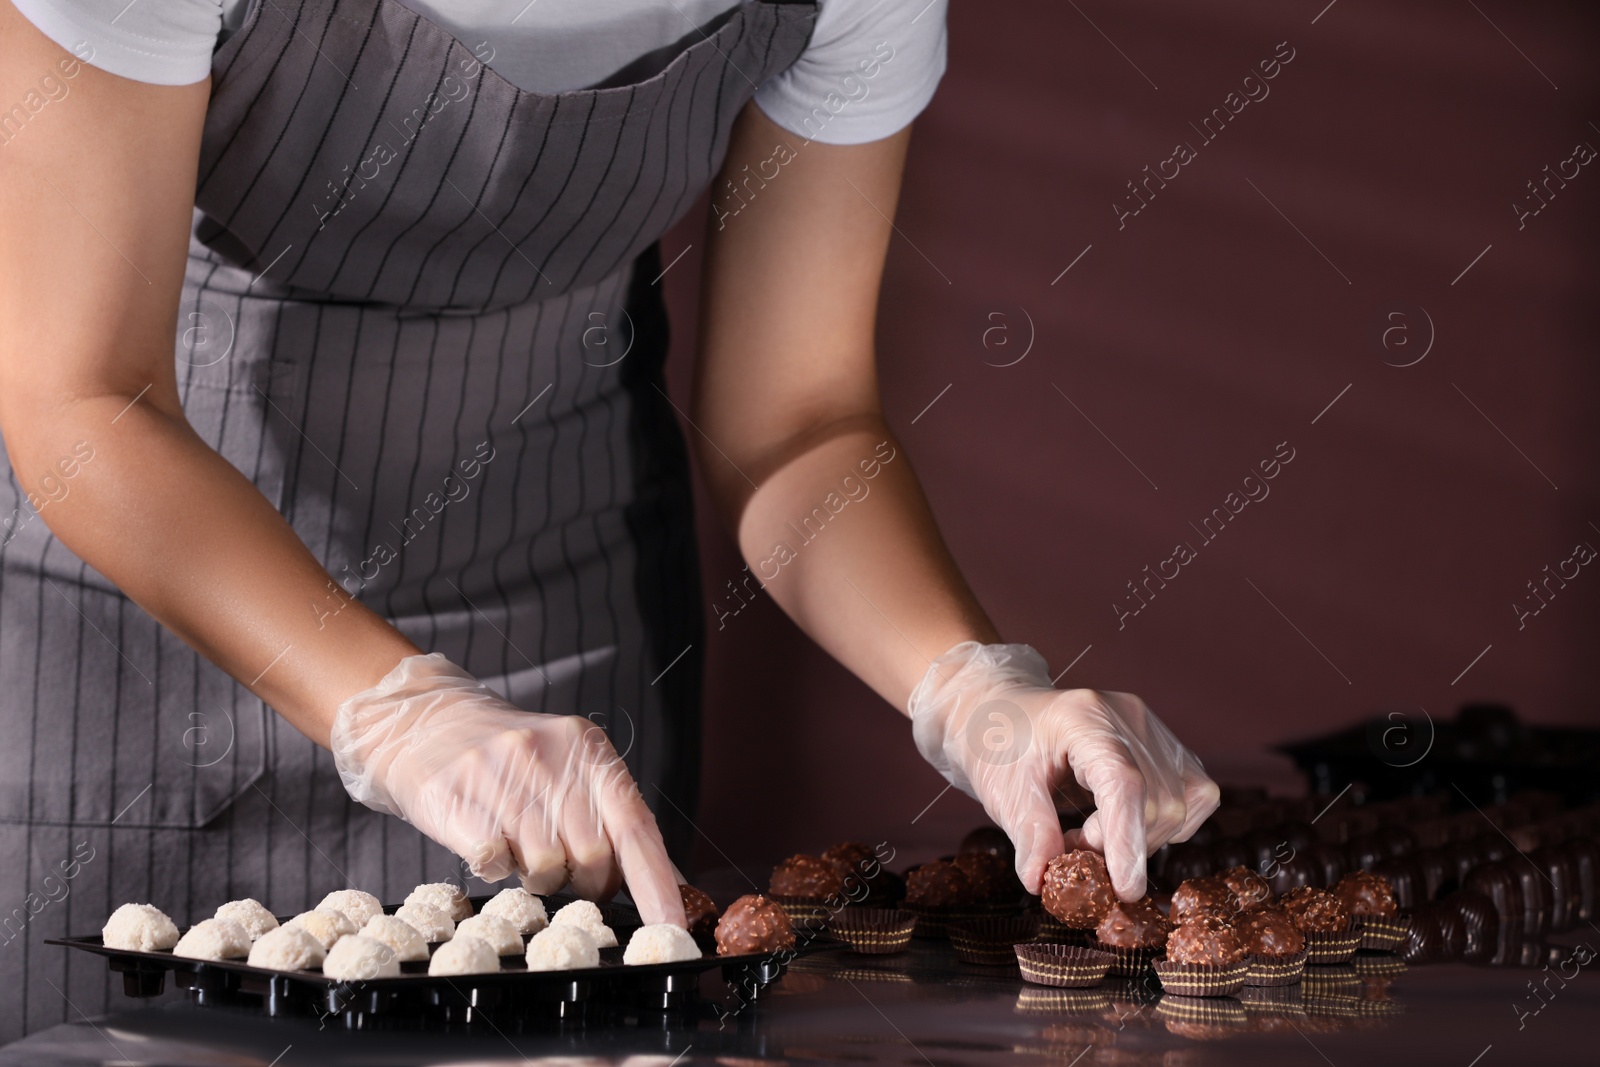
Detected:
left=463, top=836, right=516, bottom=884
left=603, top=785, right=686, bottom=927
left=1084, top=763, right=1150, bottom=901
left=412, top=786, right=517, bottom=884
left=1170, top=758, right=1221, bottom=844
left=507, top=799, right=571, bottom=896
left=991, top=779, right=1063, bottom=895
left=560, top=786, right=623, bottom=902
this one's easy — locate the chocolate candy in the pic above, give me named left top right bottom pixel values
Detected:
left=1533, top=846, right=1575, bottom=931
left=1278, top=886, right=1349, bottom=934
left=1376, top=825, right=1417, bottom=858
left=1172, top=877, right=1238, bottom=921
left=1279, top=821, right=1318, bottom=853
left=1510, top=860, right=1551, bottom=934
left=1095, top=898, right=1171, bottom=949
left=1345, top=835, right=1387, bottom=874
left=952, top=849, right=1015, bottom=902
left=823, top=842, right=900, bottom=905
left=1220, top=866, right=1273, bottom=910
left=1370, top=859, right=1426, bottom=910
left=822, top=841, right=876, bottom=878
left=904, top=859, right=974, bottom=909
left=1235, top=906, right=1305, bottom=958
left=1041, top=851, right=1116, bottom=929
left=1305, top=843, right=1347, bottom=888
left=1417, top=849, right=1451, bottom=900
left=1398, top=907, right=1438, bottom=964
left=1265, top=852, right=1320, bottom=898
left=1444, top=889, right=1499, bottom=961
left=1331, top=870, right=1398, bottom=917
left=769, top=854, right=844, bottom=900
left=1432, top=903, right=1466, bottom=960
left=1208, top=838, right=1252, bottom=873
left=714, top=894, right=796, bottom=956
left=1445, top=840, right=1488, bottom=890
left=1560, top=837, right=1598, bottom=922
left=1166, top=915, right=1245, bottom=966
left=1463, top=861, right=1523, bottom=923
left=1159, top=842, right=1212, bottom=886
left=680, top=883, right=720, bottom=940
left=958, top=826, right=1015, bottom=865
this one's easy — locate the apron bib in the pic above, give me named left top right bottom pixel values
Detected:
left=0, top=0, right=816, bottom=1038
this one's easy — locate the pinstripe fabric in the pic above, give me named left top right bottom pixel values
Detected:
left=0, top=0, right=817, bottom=1040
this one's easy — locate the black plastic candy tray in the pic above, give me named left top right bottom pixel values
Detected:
left=49, top=894, right=837, bottom=1028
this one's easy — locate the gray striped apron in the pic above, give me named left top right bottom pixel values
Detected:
left=0, top=0, right=817, bottom=1039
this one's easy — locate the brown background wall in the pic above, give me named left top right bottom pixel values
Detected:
left=658, top=0, right=1599, bottom=880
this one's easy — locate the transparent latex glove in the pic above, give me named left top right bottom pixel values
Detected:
left=908, top=641, right=1220, bottom=900
left=330, top=653, right=686, bottom=926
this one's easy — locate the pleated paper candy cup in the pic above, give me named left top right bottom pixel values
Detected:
left=904, top=903, right=986, bottom=939
left=1150, top=958, right=1250, bottom=998
left=828, top=909, right=916, bottom=955
left=1089, top=939, right=1163, bottom=978
left=1013, top=944, right=1113, bottom=988
left=1352, top=914, right=1408, bottom=952
left=1302, top=927, right=1362, bottom=965
left=949, top=917, right=1040, bottom=966
left=1244, top=949, right=1307, bottom=987
left=770, top=895, right=836, bottom=933
left=1029, top=910, right=1092, bottom=945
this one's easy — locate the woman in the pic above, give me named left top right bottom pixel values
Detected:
left=0, top=0, right=1218, bottom=1039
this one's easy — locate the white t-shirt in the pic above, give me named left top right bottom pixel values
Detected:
left=11, top=0, right=946, bottom=145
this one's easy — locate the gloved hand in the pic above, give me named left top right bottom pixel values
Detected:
left=909, top=641, right=1219, bottom=900
left=330, top=653, right=687, bottom=926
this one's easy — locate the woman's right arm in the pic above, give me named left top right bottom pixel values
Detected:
left=0, top=3, right=420, bottom=744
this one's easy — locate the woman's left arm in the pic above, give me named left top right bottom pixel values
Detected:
left=693, top=104, right=996, bottom=712
left=694, top=103, right=1219, bottom=899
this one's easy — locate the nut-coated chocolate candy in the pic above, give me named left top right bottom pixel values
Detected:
left=1278, top=886, right=1349, bottom=934
left=1235, top=906, right=1305, bottom=957
left=1166, top=915, right=1245, bottom=966
left=714, top=894, right=796, bottom=956
left=769, top=854, right=844, bottom=900
left=680, top=883, right=720, bottom=940
left=1171, top=877, right=1238, bottom=921
left=1041, top=851, right=1116, bottom=929
left=952, top=849, right=1016, bottom=902
left=1219, top=866, right=1273, bottom=911
left=904, top=860, right=974, bottom=909
left=1095, top=898, right=1171, bottom=949
left=1331, top=870, right=1399, bottom=917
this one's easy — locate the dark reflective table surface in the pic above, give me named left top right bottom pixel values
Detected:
left=3, top=939, right=1593, bottom=1066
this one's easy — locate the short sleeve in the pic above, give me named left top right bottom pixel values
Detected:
left=753, top=0, right=947, bottom=146
left=10, top=0, right=224, bottom=86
